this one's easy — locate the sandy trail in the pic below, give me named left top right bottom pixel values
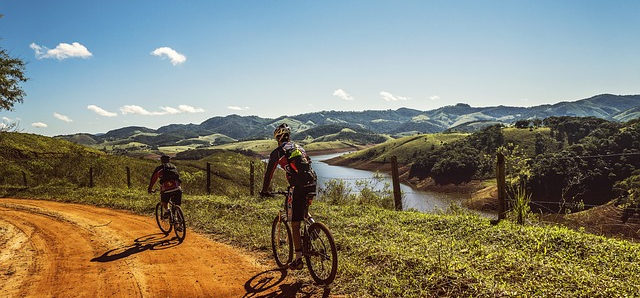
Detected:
left=0, top=198, right=329, bottom=297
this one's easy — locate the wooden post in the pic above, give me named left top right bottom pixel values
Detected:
left=390, top=156, right=402, bottom=211
left=250, top=161, right=255, bottom=196
left=206, top=162, right=211, bottom=194
left=126, top=166, right=131, bottom=188
left=22, top=171, right=27, bottom=187
left=497, top=152, right=507, bottom=220
left=89, top=167, right=94, bottom=188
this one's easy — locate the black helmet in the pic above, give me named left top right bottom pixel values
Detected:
left=273, top=123, right=291, bottom=142
left=160, top=154, right=170, bottom=163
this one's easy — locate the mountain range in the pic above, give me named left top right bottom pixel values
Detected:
left=57, top=94, right=640, bottom=149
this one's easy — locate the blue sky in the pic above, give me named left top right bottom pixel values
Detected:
left=1, top=0, right=639, bottom=136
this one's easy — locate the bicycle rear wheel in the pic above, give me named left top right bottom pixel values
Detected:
left=304, top=222, right=338, bottom=285
left=155, top=202, right=172, bottom=234
left=173, top=206, right=186, bottom=242
left=271, top=215, right=293, bottom=267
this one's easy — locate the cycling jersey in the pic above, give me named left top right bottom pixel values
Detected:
left=262, top=141, right=316, bottom=190
left=148, top=163, right=182, bottom=193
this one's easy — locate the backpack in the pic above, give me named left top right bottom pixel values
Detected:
left=160, top=163, right=180, bottom=183
left=283, top=142, right=317, bottom=186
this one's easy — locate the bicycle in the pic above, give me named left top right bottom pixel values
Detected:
left=152, top=190, right=187, bottom=242
left=268, top=189, right=338, bottom=285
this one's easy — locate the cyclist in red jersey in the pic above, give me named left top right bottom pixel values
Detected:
left=261, top=123, right=317, bottom=270
left=148, top=155, right=182, bottom=221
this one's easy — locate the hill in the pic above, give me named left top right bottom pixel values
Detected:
left=0, top=132, right=286, bottom=195
left=57, top=93, right=640, bottom=154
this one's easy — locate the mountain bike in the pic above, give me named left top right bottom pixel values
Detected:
left=268, top=189, right=338, bottom=285
left=153, top=190, right=186, bottom=242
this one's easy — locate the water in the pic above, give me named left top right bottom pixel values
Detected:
left=310, top=152, right=472, bottom=213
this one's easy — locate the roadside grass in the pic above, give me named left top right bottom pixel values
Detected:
left=6, top=186, right=640, bottom=297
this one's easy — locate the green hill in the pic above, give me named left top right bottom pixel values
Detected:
left=0, top=132, right=285, bottom=196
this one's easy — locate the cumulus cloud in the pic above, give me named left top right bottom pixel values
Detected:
left=380, top=91, right=409, bottom=102
left=53, top=112, right=73, bottom=122
left=120, top=104, right=205, bottom=116
left=178, top=105, right=205, bottom=113
left=87, top=105, right=117, bottom=117
left=429, top=95, right=440, bottom=101
left=333, top=89, right=354, bottom=101
left=151, top=47, right=186, bottom=65
left=32, top=122, right=48, bottom=128
left=227, top=106, right=250, bottom=111
left=30, top=42, right=92, bottom=60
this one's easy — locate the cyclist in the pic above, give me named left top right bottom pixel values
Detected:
left=148, top=154, right=183, bottom=228
left=260, top=123, right=317, bottom=270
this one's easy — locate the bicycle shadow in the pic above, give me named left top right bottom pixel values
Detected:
left=91, top=233, right=181, bottom=263
left=243, top=268, right=332, bottom=298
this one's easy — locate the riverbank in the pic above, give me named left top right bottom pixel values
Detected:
left=326, top=154, right=492, bottom=196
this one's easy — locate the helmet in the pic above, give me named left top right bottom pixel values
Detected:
left=273, top=123, right=291, bottom=142
left=160, top=154, right=170, bottom=163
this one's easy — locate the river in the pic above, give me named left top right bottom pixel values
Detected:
left=310, top=152, right=473, bottom=213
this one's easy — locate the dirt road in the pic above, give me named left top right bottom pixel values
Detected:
left=0, top=198, right=327, bottom=297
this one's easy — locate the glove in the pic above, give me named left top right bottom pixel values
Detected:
left=260, top=191, right=273, bottom=198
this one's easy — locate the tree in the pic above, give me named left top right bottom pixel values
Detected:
left=1, top=16, right=28, bottom=111
left=515, top=119, right=531, bottom=129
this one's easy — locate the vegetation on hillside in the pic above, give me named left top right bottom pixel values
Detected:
left=0, top=132, right=286, bottom=195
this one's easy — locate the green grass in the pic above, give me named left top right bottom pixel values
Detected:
left=341, top=133, right=468, bottom=164
left=503, top=127, right=554, bottom=156
left=6, top=186, right=640, bottom=297
left=0, top=132, right=286, bottom=196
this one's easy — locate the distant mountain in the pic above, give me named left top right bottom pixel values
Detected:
left=57, top=94, right=640, bottom=150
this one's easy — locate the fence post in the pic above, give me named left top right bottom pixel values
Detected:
left=250, top=161, right=255, bottom=196
left=89, top=167, right=94, bottom=188
left=126, top=166, right=131, bottom=188
left=497, top=152, right=507, bottom=220
left=206, top=162, right=211, bottom=194
left=390, top=156, right=402, bottom=211
left=22, top=171, right=27, bottom=187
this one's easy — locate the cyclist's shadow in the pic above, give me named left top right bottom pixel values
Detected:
left=91, top=233, right=181, bottom=263
left=243, top=268, right=331, bottom=298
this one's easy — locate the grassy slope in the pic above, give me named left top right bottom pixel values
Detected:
left=338, top=133, right=468, bottom=165
left=0, top=132, right=286, bottom=196
left=4, top=186, right=640, bottom=297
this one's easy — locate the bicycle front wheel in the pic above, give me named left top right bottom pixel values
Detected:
left=173, top=206, right=186, bottom=242
left=304, top=222, right=338, bottom=285
left=155, top=202, right=172, bottom=234
left=271, top=215, right=293, bottom=267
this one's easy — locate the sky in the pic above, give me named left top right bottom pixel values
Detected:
left=1, top=0, right=639, bottom=136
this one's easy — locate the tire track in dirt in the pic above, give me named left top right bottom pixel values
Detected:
left=0, top=198, right=328, bottom=297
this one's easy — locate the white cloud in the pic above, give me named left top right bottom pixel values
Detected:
left=178, top=105, right=205, bottom=113
left=227, top=106, right=250, bottom=111
left=380, top=91, right=409, bottom=102
left=32, top=122, right=48, bottom=128
left=53, top=112, right=73, bottom=122
left=429, top=95, right=440, bottom=101
left=160, top=106, right=181, bottom=115
left=120, top=104, right=204, bottom=116
left=120, top=105, right=162, bottom=116
left=30, top=42, right=92, bottom=60
left=151, top=47, right=186, bottom=65
left=87, top=105, right=117, bottom=117
left=333, top=89, right=354, bottom=101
